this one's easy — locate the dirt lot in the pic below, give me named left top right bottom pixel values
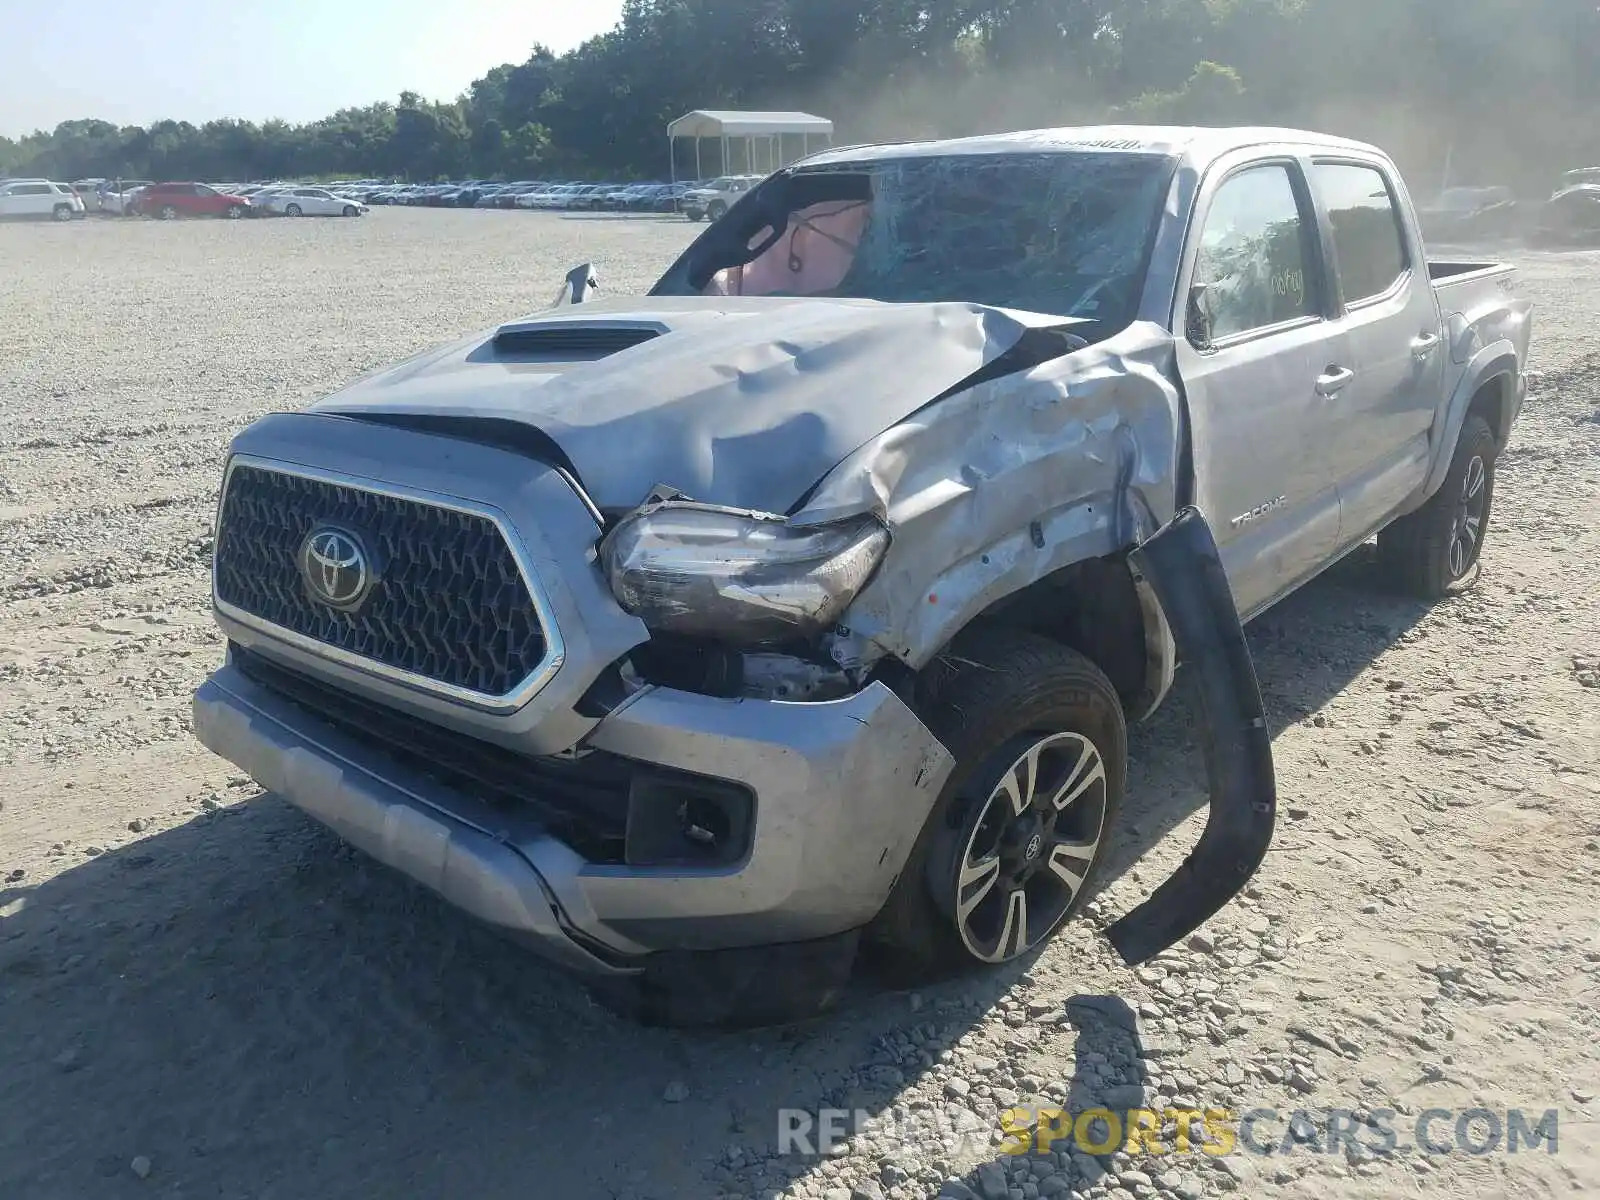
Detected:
left=1, top=209, right=1597, bottom=1200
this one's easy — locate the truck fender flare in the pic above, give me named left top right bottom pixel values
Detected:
left=1103, top=506, right=1277, bottom=966
left=1411, top=341, right=1519, bottom=508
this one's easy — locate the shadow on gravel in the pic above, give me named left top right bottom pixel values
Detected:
left=0, top=548, right=1432, bottom=1200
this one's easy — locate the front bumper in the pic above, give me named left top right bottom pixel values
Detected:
left=193, top=655, right=954, bottom=976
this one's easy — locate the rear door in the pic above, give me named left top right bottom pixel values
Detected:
left=1172, top=156, right=1350, bottom=618
left=0, top=182, right=55, bottom=217
left=1308, top=159, right=1445, bottom=544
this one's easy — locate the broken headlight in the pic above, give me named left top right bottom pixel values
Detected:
left=599, top=503, right=888, bottom=644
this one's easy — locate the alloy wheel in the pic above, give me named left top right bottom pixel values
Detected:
left=945, top=731, right=1109, bottom=963
left=1449, top=454, right=1488, bottom=579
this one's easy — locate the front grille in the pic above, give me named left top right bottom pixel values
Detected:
left=233, top=644, right=630, bottom=862
left=214, top=463, right=549, bottom=699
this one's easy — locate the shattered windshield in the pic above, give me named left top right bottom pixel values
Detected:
left=652, top=151, right=1176, bottom=326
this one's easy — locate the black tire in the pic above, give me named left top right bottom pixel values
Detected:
left=867, top=626, right=1127, bottom=978
left=706, top=200, right=727, bottom=221
left=342, top=205, right=358, bottom=217
left=1376, top=412, right=1497, bottom=599
left=52, top=204, right=74, bottom=222
left=224, top=204, right=244, bottom=219
left=283, top=203, right=302, bottom=218
left=158, top=204, right=178, bottom=220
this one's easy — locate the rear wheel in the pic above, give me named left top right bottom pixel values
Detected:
left=868, top=627, right=1126, bottom=977
left=158, top=204, right=178, bottom=220
left=1376, top=413, right=1497, bottom=599
left=283, top=203, right=302, bottom=218
left=707, top=200, right=728, bottom=221
left=52, top=204, right=73, bottom=222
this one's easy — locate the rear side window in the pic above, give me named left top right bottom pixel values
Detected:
left=1192, top=163, right=1318, bottom=341
left=11, top=183, right=51, bottom=196
left=1315, top=163, right=1409, bottom=304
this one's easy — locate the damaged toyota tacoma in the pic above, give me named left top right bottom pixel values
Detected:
left=192, top=126, right=1533, bottom=1025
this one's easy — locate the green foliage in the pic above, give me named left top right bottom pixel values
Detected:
left=4, top=0, right=1596, bottom=189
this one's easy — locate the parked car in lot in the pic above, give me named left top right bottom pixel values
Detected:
left=1529, top=184, right=1600, bottom=246
left=252, top=186, right=367, bottom=218
left=1417, top=185, right=1519, bottom=243
left=132, top=181, right=253, bottom=219
left=681, top=174, right=762, bottom=221
left=193, top=125, right=1532, bottom=1027
left=0, top=178, right=86, bottom=221
left=1556, top=166, right=1600, bottom=194
left=604, top=183, right=690, bottom=212
left=484, top=183, right=540, bottom=208
left=98, top=179, right=153, bottom=215
left=70, top=178, right=109, bottom=211
left=518, top=184, right=581, bottom=209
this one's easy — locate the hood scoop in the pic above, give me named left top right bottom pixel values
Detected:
left=491, top=320, right=664, bottom=360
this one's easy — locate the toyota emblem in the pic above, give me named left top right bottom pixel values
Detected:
left=298, top=527, right=374, bottom=611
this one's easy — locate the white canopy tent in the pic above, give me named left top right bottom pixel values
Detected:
left=667, top=110, right=834, bottom=184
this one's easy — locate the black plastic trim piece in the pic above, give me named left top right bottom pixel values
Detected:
left=1103, top=506, right=1277, bottom=965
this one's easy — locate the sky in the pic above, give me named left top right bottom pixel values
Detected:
left=0, top=0, right=625, bottom=138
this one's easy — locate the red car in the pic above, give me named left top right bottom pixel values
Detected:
left=132, top=182, right=253, bottom=220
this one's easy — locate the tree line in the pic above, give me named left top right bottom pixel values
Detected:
left=3, top=0, right=1595, bottom=194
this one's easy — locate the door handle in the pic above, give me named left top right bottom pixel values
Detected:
left=1411, top=332, right=1442, bottom=359
left=1315, top=366, right=1356, bottom=396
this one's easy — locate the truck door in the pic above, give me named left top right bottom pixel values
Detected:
left=1308, top=160, right=1447, bottom=544
left=1173, top=158, right=1348, bottom=619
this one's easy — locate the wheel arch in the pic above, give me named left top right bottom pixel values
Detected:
left=909, top=551, right=1177, bottom=725
left=1409, top=342, right=1521, bottom=511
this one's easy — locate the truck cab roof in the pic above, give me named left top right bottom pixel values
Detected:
left=803, top=124, right=1384, bottom=171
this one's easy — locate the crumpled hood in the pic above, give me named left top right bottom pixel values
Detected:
left=311, top=295, right=1078, bottom=513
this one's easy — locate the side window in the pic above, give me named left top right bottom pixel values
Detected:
left=1314, top=162, right=1408, bottom=304
left=1192, top=164, right=1317, bottom=341
left=17, top=184, right=51, bottom=196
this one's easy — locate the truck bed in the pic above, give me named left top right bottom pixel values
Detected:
left=1428, top=258, right=1517, bottom=315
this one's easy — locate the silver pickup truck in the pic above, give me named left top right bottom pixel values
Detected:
left=192, top=126, right=1533, bottom=1025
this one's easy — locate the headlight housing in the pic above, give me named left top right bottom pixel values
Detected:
left=599, top=502, right=889, bottom=644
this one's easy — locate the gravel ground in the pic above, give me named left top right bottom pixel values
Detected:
left=1, top=209, right=1596, bottom=1200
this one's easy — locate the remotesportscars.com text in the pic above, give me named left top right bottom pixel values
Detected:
left=777, top=1105, right=1562, bottom=1159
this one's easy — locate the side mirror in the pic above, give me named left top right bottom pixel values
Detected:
left=1186, top=283, right=1215, bottom=349
left=558, top=262, right=599, bottom=306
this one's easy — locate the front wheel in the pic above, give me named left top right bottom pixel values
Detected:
left=868, top=627, right=1126, bottom=976
left=1376, top=412, right=1497, bottom=599
left=706, top=200, right=727, bottom=221
left=224, top=205, right=244, bottom=219
left=343, top=205, right=358, bottom=217
left=283, top=203, right=301, bottom=218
